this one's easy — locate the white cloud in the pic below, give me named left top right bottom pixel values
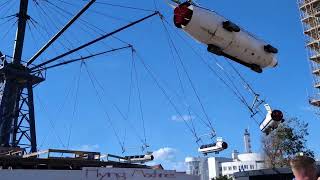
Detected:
left=171, top=115, right=194, bottom=122
left=153, top=147, right=177, bottom=162
left=151, top=147, right=187, bottom=172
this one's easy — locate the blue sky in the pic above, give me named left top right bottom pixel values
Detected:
left=0, top=0, right=319, bottom=170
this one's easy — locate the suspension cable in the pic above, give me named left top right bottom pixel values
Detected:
left=132, top=50, right=148, bottom=147
left=32, top=1, right=81, bottom=60
left=90, top=69, right=148, bottom=151
left=83, top=62, right=125, bottom=151
left=82, top=51, right=149, bottom=150
left=132, top=49, right=201, bottom=143
left=213, top=58, right=253, bottom=113
left=160, top=17, right=216, bottom=136
left=39, top=62, right=82, bottom=148
left=161, top=18, right=264, bottom=123
left=158, top=17, right=202, bottom=143
left=226, top=60, right=259, bottom=96
left=95, top=1, right=155, bottom=12
left=30, top=11, right=160, bottom=70
left=66, top=62, right=83, bottom=149
left=27, top=0, right=96, bottom=66
left=35, top=95, right=67, bottom=148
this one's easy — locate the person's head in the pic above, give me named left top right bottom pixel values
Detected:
left=290, top=155, right=317, bottom=180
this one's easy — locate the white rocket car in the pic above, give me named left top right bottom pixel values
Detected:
left=198, top=138, right=228, bottom=155
left=259, top=104, right=284, bottom=135
left=173, top=2, right=278, bottom=73
left=120, top=153, right=154, bottom=164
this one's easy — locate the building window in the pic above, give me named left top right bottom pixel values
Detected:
left=250, top=165, right=255, bottom=170
left=233, top=166, right=237, bottom=170
left=244, top=165, right=248, bottom=169
left=223, top=167, right=227, bottom=171
left=228, top=166, right=232, bottom=171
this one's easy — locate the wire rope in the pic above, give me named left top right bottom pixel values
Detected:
left=160, top=18, right=216, bottom=135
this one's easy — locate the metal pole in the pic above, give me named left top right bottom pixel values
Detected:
left=32, top=46, right=131, bottom=72
left=0, top=83, right=20, bottom=147
left=12, top=0, right=29, bottom=64
left=0, top=0, right=29, bottom=149
left=31, top=11, right=160, bottom=70
left=27, top=84, right=37, bottom=152
left=27, top=0, right=96, bottom=66
left=11, top=89, right=23, bottom=147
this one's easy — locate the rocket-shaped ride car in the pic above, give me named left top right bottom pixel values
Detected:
left=173, top=2, right=279, bottom=73
left=198, top=138, right=228, bottom=155
left=259, top=104, right=284, bottom=135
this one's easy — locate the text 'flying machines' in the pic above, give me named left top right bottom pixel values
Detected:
left=173, top=1, right=279, bottom=73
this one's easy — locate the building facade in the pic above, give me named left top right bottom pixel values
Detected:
left=207, top=152, right=266, bottom=179
left=298, top=0, right=320, bottom=107
left=207, top=157, right=233, bottom=178
left=0, top=167, right=201, bottom=180
left=185, top=157, right=209, bottom=180
left=220, top=152, right=266, bottom=177
left=186, top=129, right=267, bottom=180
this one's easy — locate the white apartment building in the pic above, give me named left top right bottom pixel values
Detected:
left=208, top=152, right=266, bottom=179
left=220, top=152, right=266, bottom=177
left=207, top=157, right=233, bottom=178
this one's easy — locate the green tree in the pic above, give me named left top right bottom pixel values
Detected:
left=262, top=117, right=314, bottom=168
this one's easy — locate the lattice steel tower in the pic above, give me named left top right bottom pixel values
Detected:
left=0, top=0, right=44, bottom=153
left=0, top=0, right=158, bottom=154
left=0, top=0, right=93, bottom=153
left=298, top=0, right=320, bottom=107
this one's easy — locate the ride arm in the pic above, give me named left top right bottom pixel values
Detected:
left=32, top=46, right=132, bottom=72
left=30, top=11, right=160, bottom=71
left=27, top=0, right=96, bottom=66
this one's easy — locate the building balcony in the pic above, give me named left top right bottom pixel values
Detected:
left=310, top=54, right=320, bottom=63
left=304, top=25, right=320, bottom=39
left=313, top=68, right=320, bottom=75
left=315, top=10, right=320, bottom=16
left=300, top=0, right=320, bottom=10
left=302, top=15, right=316, bottom=24
left=307, top=40, right=320, bottom=50
left=314, top=82, right=320, bottom=88
left=301, top=10, right=320, bottom=21
left=309, top=98, right=320, bottom=107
